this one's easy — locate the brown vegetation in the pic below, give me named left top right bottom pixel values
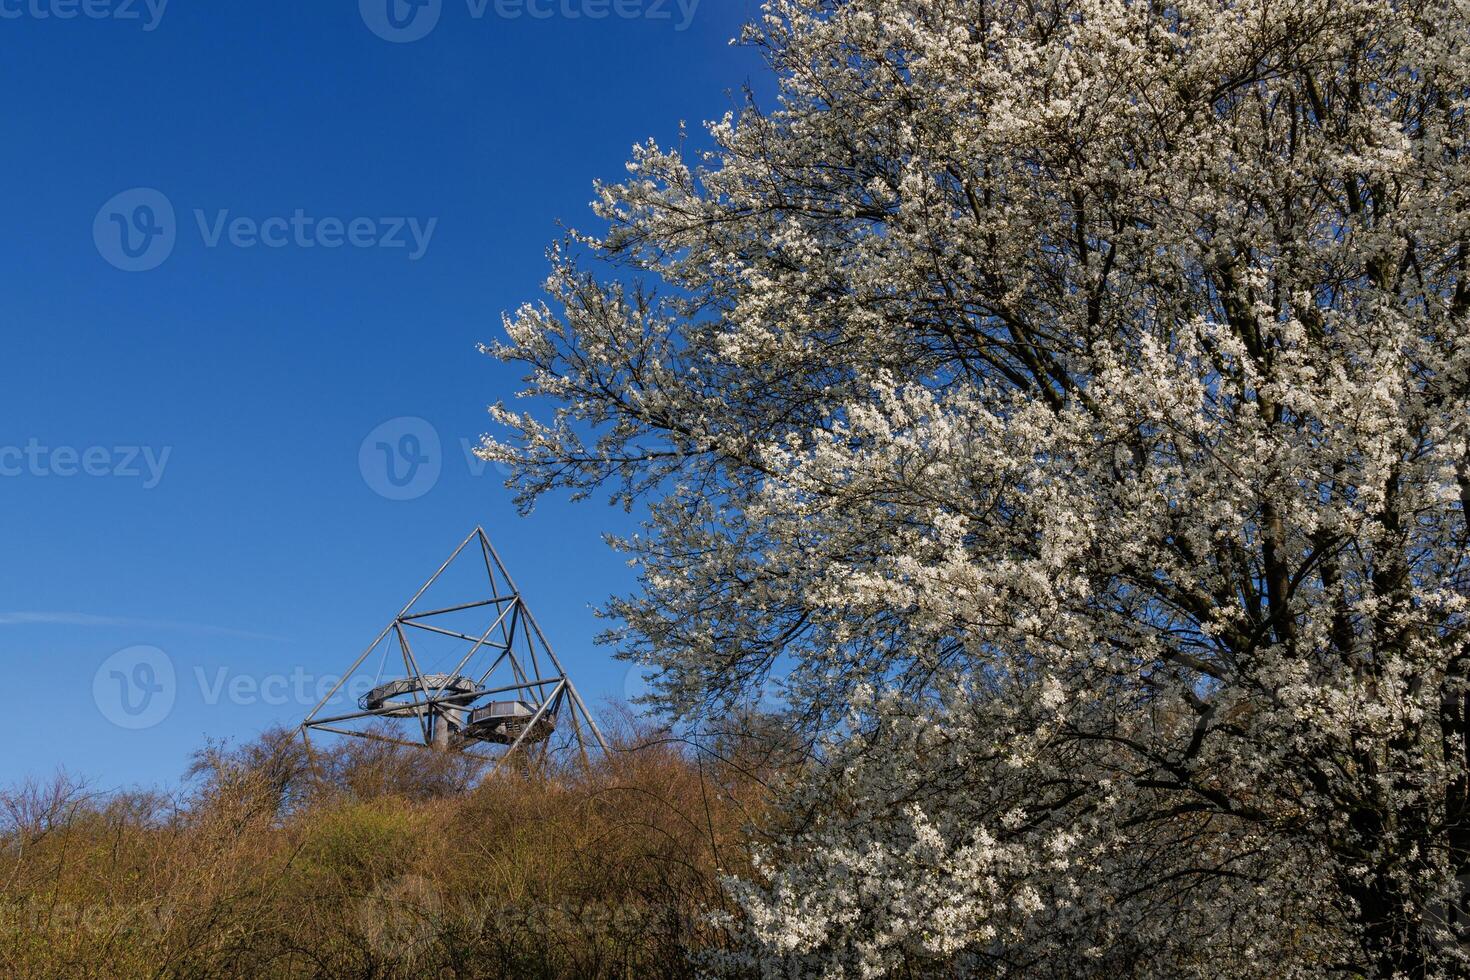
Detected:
left=0, top=713, right=782, bottom=979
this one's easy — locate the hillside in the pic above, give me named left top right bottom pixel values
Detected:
left=0, top=718, right=780, bottom=979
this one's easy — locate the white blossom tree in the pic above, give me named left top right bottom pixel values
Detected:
left=481, top=0, right=1470, bottom=974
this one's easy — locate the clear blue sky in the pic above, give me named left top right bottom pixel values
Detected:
left=0, top=0, right=765, bottom=791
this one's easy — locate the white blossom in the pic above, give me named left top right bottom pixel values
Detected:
left=484, top=0, right=1470, bottom=975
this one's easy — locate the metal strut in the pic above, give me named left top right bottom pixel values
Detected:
left=301, top=526, right=609, bottom=772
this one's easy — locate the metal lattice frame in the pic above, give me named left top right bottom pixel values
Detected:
left=300, top=526, right=608, bottom=771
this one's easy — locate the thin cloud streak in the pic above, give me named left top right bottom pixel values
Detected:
left=0, top=611, right=288, bottom=643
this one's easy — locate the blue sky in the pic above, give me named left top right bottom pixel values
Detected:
left=0, top=0, right=765, bottom=790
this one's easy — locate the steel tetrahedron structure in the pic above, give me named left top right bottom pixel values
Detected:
left=301, top=527, right=607, bottom=766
